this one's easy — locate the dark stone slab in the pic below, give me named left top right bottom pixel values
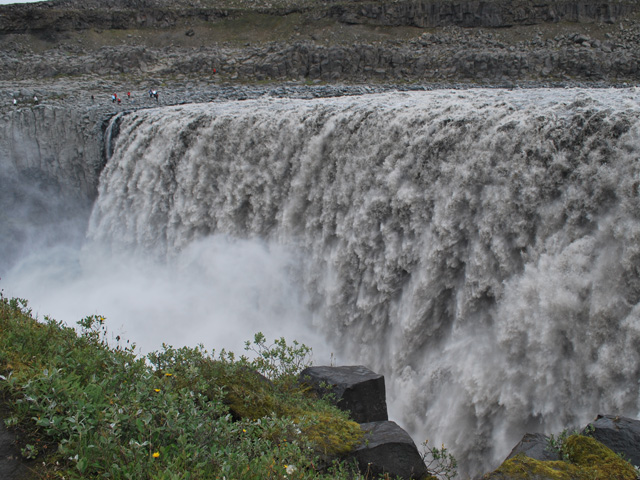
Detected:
left=299, top=365, right=388, bottom=423
left=585, top=414, right=640, bottom=467
left=352, top=421, right=429, bottom=480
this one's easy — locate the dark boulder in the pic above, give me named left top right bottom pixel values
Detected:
left=299, top=365, right=388, bottom=423
left=584, top=414, right=640, bottom=467
left=352, top=421, right=429, bottom=480
left=505, top=432, right=560, bottom=462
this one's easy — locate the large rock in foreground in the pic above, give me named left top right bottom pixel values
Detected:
left=299, top=365, right=388, bottom=423
left=352, top=421, right=429, bottom=480
left=586, top=414, right=640, bottom=467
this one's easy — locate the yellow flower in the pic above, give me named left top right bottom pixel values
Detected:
left=165, top=373, right=173, bottom=377
left=242, top=429, right=246, bottom=433
left=154, top=388, right=161, bottom=393
left=152, top=452, right=160, bottom=458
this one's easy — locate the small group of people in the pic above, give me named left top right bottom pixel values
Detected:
left=106, top=89, right=160, bottom=107
left=111, top=91, right=133, bottom=104
left=11, top=95, right=38, bottom=106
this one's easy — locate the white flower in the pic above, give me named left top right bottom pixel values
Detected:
left=286, top=465, right=297, bottom=475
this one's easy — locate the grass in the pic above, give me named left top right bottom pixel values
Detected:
left=0, top=292, right=375, bottom=480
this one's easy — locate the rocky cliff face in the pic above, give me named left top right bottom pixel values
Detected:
left=0, top=0, right=634, bottom=33
left=325, top=0, right=634, bottom=28
left=0, top=105, right=106, bottom=199
left=0, top=104, right=108, bottom=271
left=0, top=0, right=639, bottom=85
left=4, top=31, right=639, bottom=84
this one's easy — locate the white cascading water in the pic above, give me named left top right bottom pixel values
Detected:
left=33, top=88, right=640, bottom=476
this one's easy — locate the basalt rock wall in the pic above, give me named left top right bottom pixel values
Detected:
left=326, top=0, right=635, bottom=28
left=1, top=0, right=640, bottom=84
left=0, top=104, right=106, bottom=201
left=0, top=4, right=231, bottom=34
left=2, top=34, right=639, bottom=84
left=0, top=104, right=108, bottom=271
left=0, top=0, right=636, bottom=34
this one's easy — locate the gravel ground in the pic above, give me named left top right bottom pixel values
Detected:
left=2, top=76, right=634, bottom=117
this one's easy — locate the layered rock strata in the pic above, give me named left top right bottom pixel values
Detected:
left=1, top=0, right=640, bottom=85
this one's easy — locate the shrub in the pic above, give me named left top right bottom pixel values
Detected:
left=0, top=293, right=369, bottom=479
left=421, top=440, right=458, bottom=480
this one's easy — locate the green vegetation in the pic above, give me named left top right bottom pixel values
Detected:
left=0, top=293, right=374, bottom=479
left=566, top=435, right=637, bottom=479
left=421, top=441, right=457, bottom=480
left=485, top=434, right=637, bottom=480
left=545, top=424, right=594, bottom=462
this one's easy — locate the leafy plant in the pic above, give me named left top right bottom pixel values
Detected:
left=546, top=424, right=595, bottom=461
left=0, top=292, right=373, bottom=479
left=244, top=331, right=313, bottom=383
left=546, top=428, right=574, bottom=461
left=421, top=440, right=458, bottom=480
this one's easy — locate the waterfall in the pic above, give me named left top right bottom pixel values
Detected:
left=16, top=88, right=640, bottom=476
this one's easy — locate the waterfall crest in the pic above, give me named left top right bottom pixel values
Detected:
left=90, top=88, right=640, bottom=475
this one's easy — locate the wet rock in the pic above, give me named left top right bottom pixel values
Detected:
left=585, top=414, right=640, bottom=467
left=351, top=421, right=429, bottom=480
left=299, top=365, right=388, bottom=423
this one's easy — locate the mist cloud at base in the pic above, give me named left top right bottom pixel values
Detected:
left=3, top=234, right=336, bottom=363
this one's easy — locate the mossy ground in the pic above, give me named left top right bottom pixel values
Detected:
left=484, top=434, right=637, bottom=480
